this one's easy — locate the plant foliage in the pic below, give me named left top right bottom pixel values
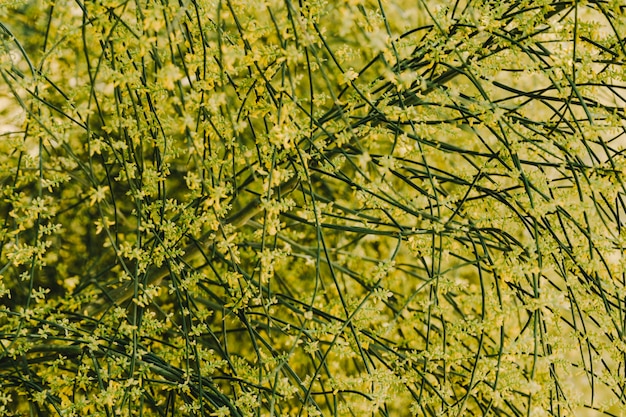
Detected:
left=1, top=0, right=626, bottom=415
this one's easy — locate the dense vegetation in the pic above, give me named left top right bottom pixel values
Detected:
left=1, top=0, right=626, bottom=415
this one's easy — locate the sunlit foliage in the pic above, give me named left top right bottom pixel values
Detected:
left=1, top=0, right=626, bottom=415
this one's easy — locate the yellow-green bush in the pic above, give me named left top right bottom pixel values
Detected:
left=1, top=0, right=626, bottom=415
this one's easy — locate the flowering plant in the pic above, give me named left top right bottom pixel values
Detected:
left=1, top=0, right=625, bottom=415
